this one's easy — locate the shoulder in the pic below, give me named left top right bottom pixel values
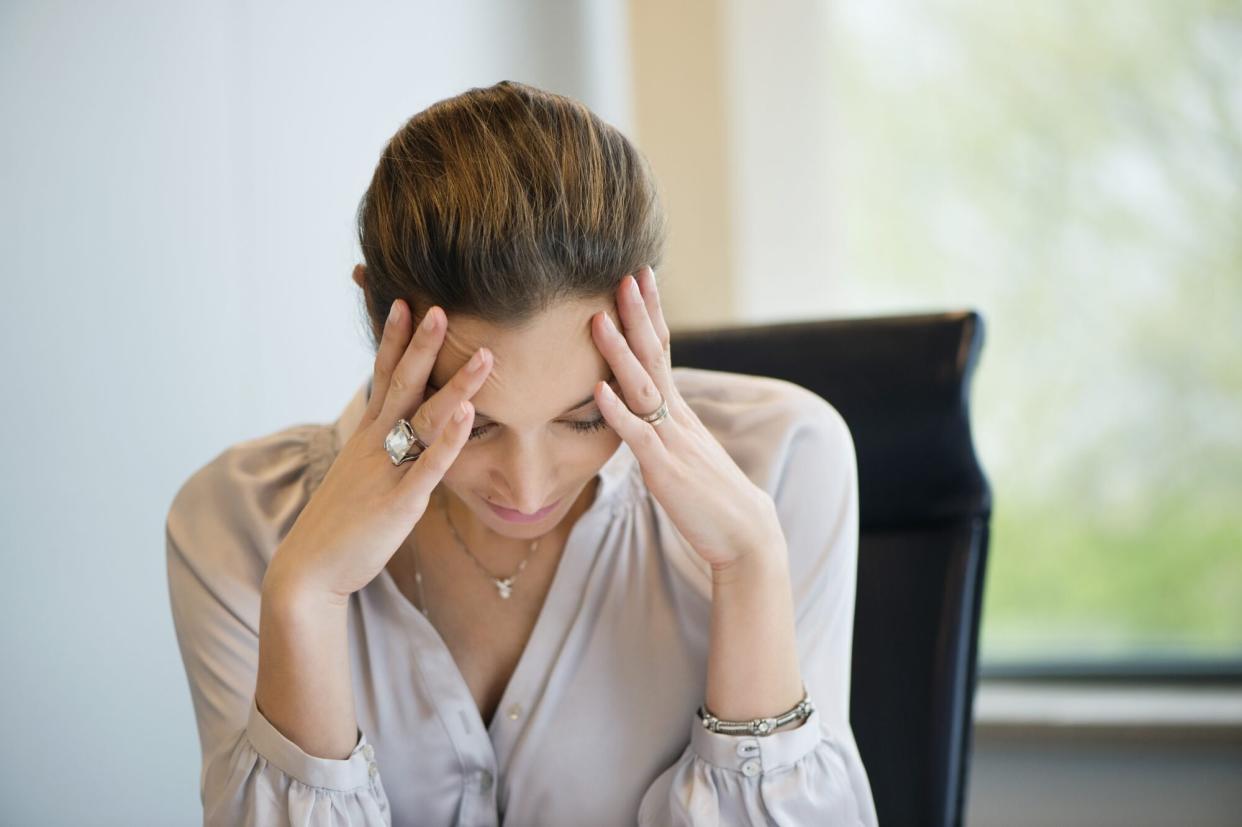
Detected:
left=671, top=366, right=854, bottom=500
left=165, top=422, right=335, bottom=580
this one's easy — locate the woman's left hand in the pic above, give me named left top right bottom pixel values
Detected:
left=591, top=265, right=785, bottom=572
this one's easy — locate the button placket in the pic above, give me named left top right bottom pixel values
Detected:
left=736, top=737, right=762, bottom=777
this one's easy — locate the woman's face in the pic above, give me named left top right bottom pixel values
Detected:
left=423, top=296, right=625, bottom=543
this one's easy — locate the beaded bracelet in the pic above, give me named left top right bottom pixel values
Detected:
left=697, top=684, right=814, bottom=736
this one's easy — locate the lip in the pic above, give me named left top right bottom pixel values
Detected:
left=485, top=497, right=562, bottom=523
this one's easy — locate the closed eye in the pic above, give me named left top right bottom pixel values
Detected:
left=467, top=417, right=611, bottom=441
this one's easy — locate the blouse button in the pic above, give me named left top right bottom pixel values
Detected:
left=362, top=744, right=374, bottom=761
left=368, top=762, right=378, bottom=779
left=506, top=703, right=523, bottom=721
left=736, top=739, right=760, bottom=758
left=741, top=758, right=761, bottom=777
left=478, top=770, right=494, bottom=792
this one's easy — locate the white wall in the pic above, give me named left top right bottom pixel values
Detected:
left=0, top=2, right=627, bottom=823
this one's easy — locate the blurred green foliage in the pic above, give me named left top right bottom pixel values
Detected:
left=826, top=1, right=1242, bottom=660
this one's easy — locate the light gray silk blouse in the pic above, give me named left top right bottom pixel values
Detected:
left=165, top=366, right=879, bottom=826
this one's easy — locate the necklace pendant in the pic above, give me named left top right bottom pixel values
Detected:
left=496, top=579, right=514, bottom=599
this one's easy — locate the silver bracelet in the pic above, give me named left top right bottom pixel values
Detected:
left=697, top=684, right=814, bottom=736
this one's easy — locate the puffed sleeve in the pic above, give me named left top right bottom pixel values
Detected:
left=638, top=388, right=879, bottom=826
left=165, top=425, right=392, bottom=826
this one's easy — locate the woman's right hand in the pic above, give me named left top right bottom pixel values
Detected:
left=262, top=299, right=493, bottom=606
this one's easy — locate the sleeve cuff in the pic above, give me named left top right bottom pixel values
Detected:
left=689, top=705, right=823, bottom=775
left=246, top=695, right=376, bottom=791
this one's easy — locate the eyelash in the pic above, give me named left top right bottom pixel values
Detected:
left=466, top=417, right=611, bottom=441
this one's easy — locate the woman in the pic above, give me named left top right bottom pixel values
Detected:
left=166, top=80, right=878, bottom=826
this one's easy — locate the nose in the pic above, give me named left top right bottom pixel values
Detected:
left=491, top=438, right=557, bottom=514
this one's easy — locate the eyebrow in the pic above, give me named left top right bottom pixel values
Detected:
left=426, top=372, right=617, bottom=422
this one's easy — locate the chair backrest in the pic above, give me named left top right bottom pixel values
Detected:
left=670, top=309, right=992, bottom=827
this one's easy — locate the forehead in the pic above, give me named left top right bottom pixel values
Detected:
left=430, top=296, right=621, bottom=419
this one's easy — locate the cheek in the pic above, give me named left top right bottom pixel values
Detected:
left=580, top=432, right=625, bottom=474
left=594, top=430, right=624, bottom=457
left=434, top=453, right=476, bottom=492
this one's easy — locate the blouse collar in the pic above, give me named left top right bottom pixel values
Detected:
left=327, top=376, right=640, bottom=515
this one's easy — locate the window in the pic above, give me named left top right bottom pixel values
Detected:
left=824, top=2, right=1242, bottom=666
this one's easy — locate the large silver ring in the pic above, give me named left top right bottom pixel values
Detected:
left=636, top=396, right=669, bottom=427
left=385, top=418, right=429, bottom=466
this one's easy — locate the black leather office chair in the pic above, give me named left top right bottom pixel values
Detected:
left=670, top=309, right=992, bottom=827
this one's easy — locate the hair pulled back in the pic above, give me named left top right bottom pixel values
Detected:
left=355, top=80, right=667, bottom=350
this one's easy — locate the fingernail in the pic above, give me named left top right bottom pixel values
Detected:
left=388, top=301, right=401, bottom=323
left=468, top=349, right=486, bottom=370
left=421, top=309, right=437, bottom=332
left=454, top=401, right=470, bottom=422
left=627, top=277, right=641, bottom=301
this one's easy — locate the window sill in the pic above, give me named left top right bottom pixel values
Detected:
left=973, top=679, right=1242, bottom=741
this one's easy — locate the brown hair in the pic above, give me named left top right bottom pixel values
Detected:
left=354, top=80, right=667, bottom=350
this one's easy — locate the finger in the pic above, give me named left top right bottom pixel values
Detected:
left=405, top=345, right=492, bottom=444
left=637, top=266, right=671, bottom=350
left=593, top=310, right=671, bottom=434
left=617, top=273, right=673, bottom=396
left=360, top=299, right=414, bottom=428
left=395, top=400, right=475, bottom=506
left=595, top=379, right=670, bottom=466
left=375, top=306, right=447, bottom=431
